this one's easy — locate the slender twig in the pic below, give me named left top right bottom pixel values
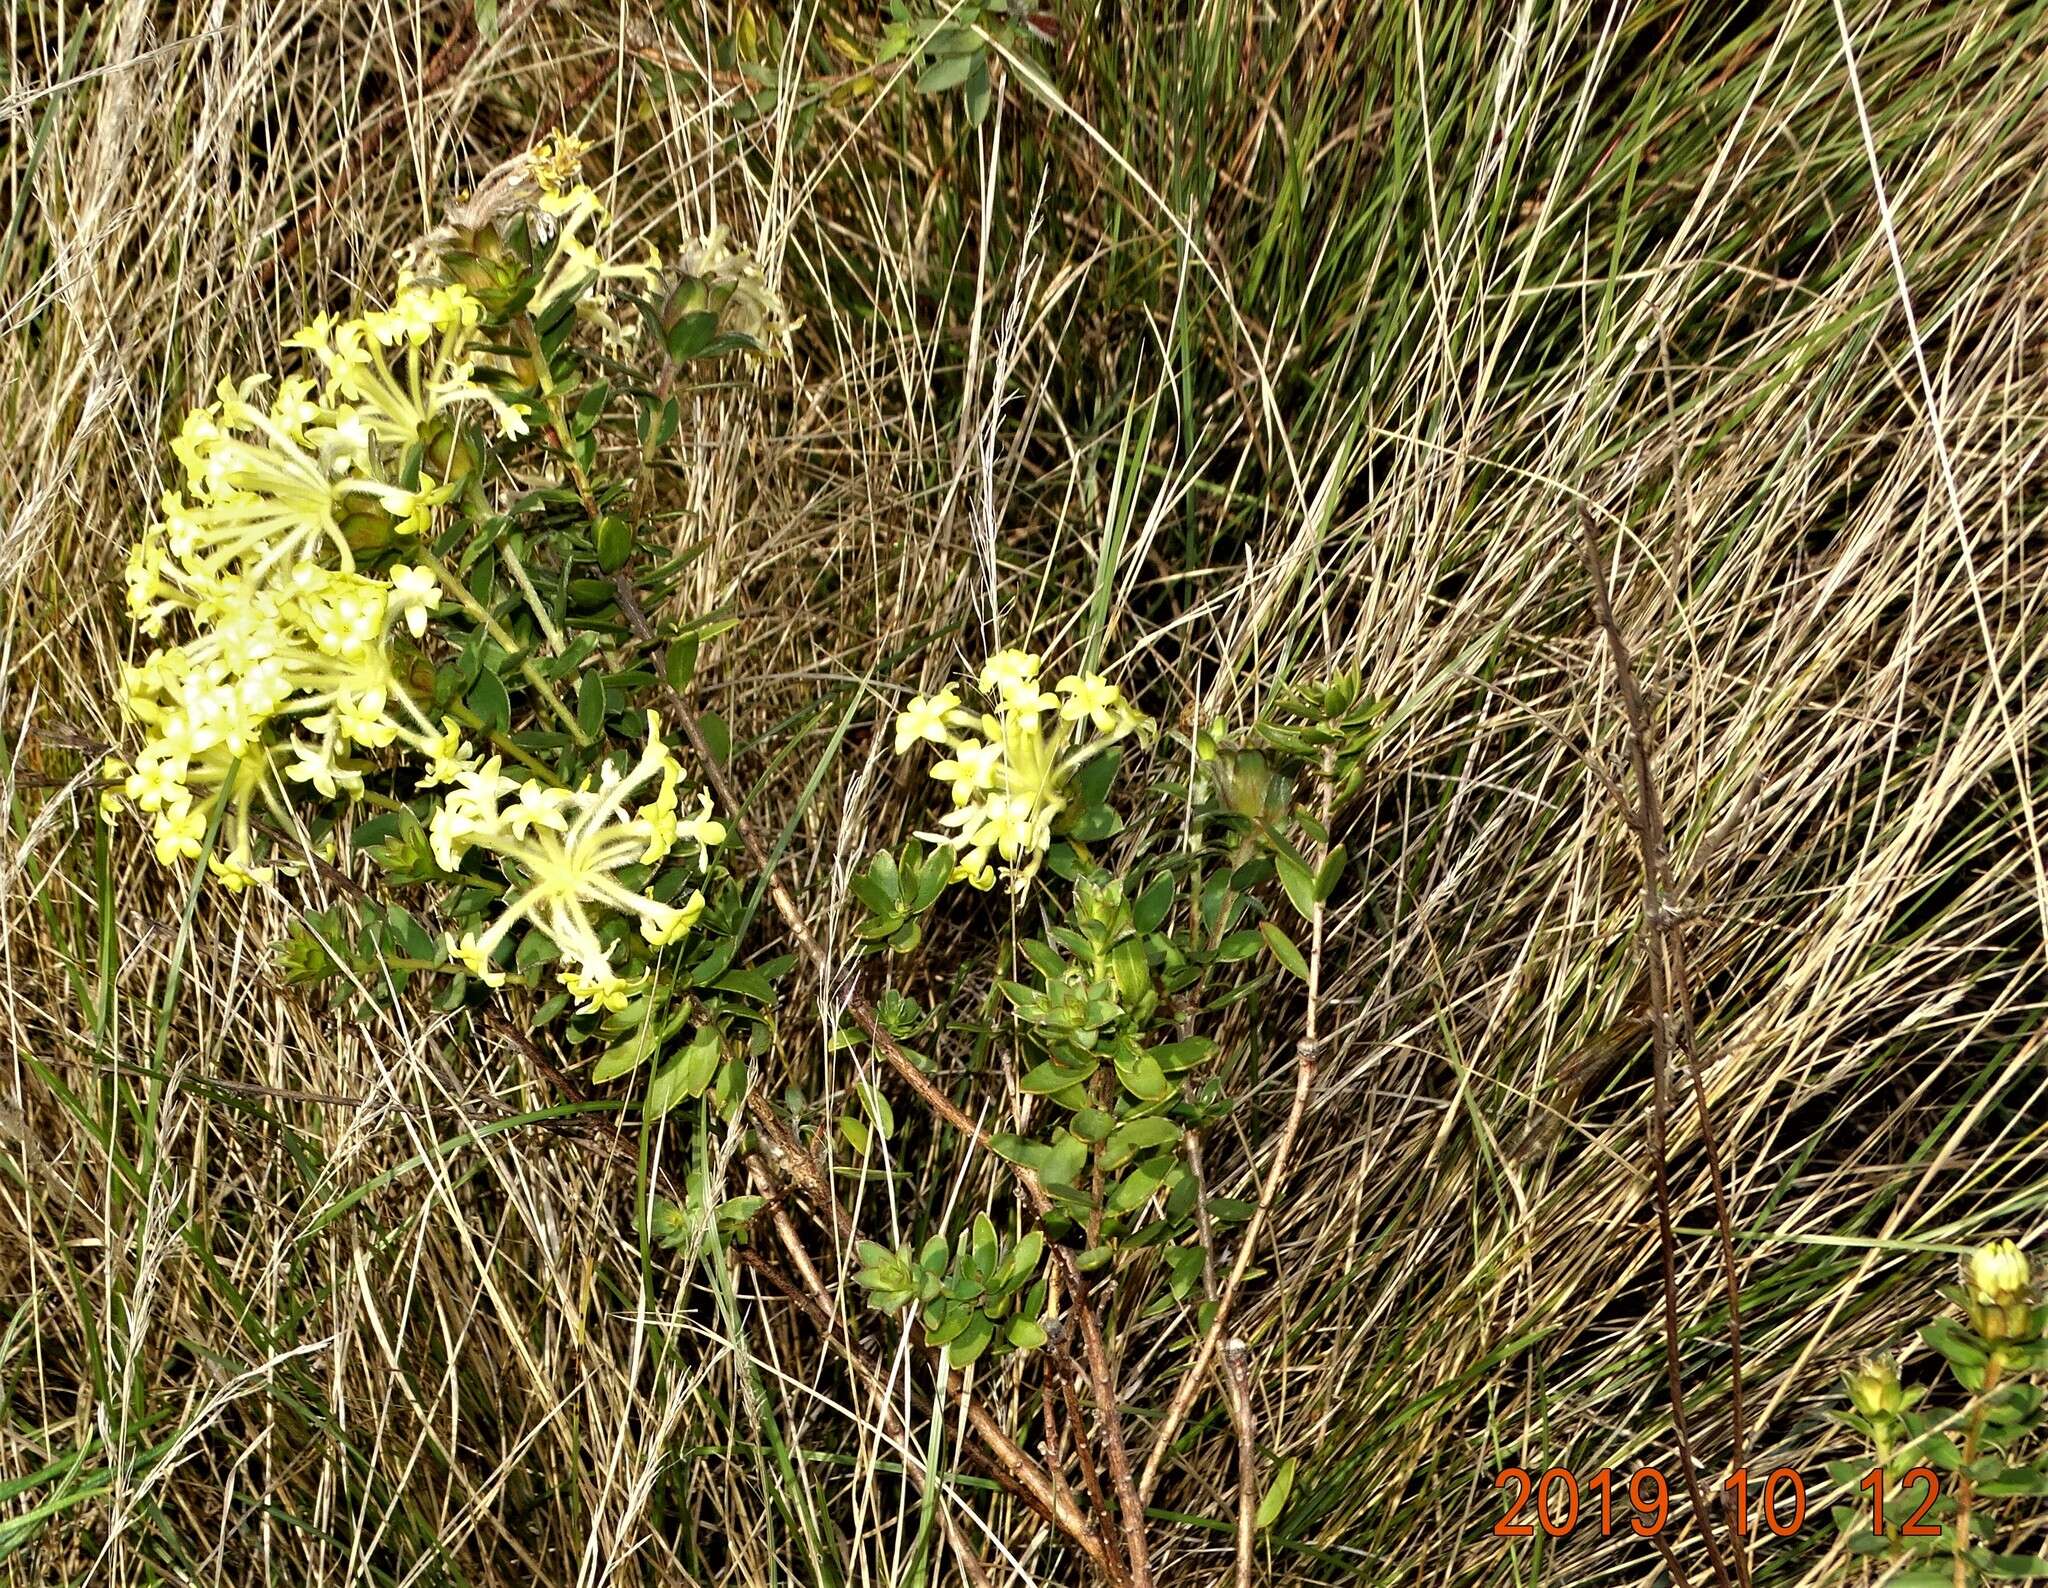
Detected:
left=1650, top=1526, right=1700, bottom=1588
left=1057, top=1359, right=1121, bottom=1584
left=612, top=572, right=1152, bottom=1582
left=1951, top=1354, right=2005, bottom=1588
left=739, top=1097, right=1115, bottom=1571
left=1190, top=1131, right=1260, bottom=1588
left=743, top=1178, right=1000, bottom=1588
left=1579, top=509, right=1739, bottom=1588
left=1137, top=750, right=1333, bottom=1509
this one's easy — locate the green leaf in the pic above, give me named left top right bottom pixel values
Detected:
left=1021, top=1057, right=1094, bottom=1095
left=644, top=1026, right=721, bottom=1116
left=949, top=1308, right=995, bottom=1366
left=1213, top=929, right=1264, bottom=963
left=1259, top=921, right=1311, bottom=981
left=1256, top=1457, right=1297, bottom=1530
left=1923, top=1317, right=1988, bottom=1368
left=1150, top=1036, right=1216, bottom=1072
left=577, top=671, right=607, bottom=740
left=666, top=310, right=720, bottom=362
left=1107, top=1156, right=1167, bottom=1215
left=1071, top=748, right=1120, bottom=808
left=855, top=1080, right=895, bottom=1139
left=989, top=1132, right=1042, bottom=1167
left=1107, top=1117, right=1182, bottom=1154
left=1315, top=844, right=1348, bottom=902
left=916, top=53, right=978, bottom=93
left=1132, top=873, right=1174, bottom=934
left=1101, top=1119, right=1177, bottom=1173
left=469, top=667, right=511, bottom=731
left=1273, top=850, right=1317, bottom=919
left=962, top=54, right=991, bottom=124
left=712, top=967, right=778, bottom=1004
left=1113, top=1045, right=1172, bottom=1103
left=1040, top=1132, right=1088, bottom=1189
left=1005, top=1315, right=1047, bottom=1350
left=592, top=1028, right=659, bottom=1083
left=924, top=1297, right=970, bottom=1344
left=665, top=633, right=700, bottom=693
left=1002, top=1230, right=1044, bottom=1288
left=1109, top=937, right=1150, bottom=1004
left=1068, top=804, right=1123, bottom=841
left=574, top=383, right=610, bottom=435
left=1983, top=1557, right=2048, bottom=1581
left=912, top=847, right=952, bottom=909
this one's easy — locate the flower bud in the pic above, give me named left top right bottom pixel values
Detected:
left=1845, top=1355, right=1904, bottom=1418
left=338, top=505, right=397, bottom=553
left=422, top=418, right=480, bottom=481
left=1966, top=1241, right=2032, bottom=1307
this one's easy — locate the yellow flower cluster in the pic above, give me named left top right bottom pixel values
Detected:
left=106, top=140, right=729, bottom=1003
left=108, top=560, right=455, bottom=886
left=432, top=715, right=727, bottom=1011
left=106, top=276, right=501, bottom=887
left=895, top=650, right=1153, bottom=891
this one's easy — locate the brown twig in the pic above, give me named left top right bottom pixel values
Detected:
left=740, top=1183, right=1001, bottom=1588
left=1650, top=1525, right=1700, bottom=1588
left=611, top=572, right=1151, bottom=1583
left=738, top=1096, right=1114, bottom=1570
left=1057, top=1359, right=1120, bottom=1583
left=1951, top=1354, right=2005, bottom=1588
left=1579, top=508, right=1741, bottom=1588
left=1136, top=749, right=1333, bottom=1510
left=1189, top=1131, right=1260, bottom=1588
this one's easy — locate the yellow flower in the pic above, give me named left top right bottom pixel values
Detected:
left=895, top=686, right=962, bottom=753
left=641, top=887, right=706, bottom=947
left=507, top=782, right=572, bottom=838
left=1057, top=672, right=1127, bottom=733
left=285, top=740, right=363, bottom=800
left=124, top=756, right=190, bottom=813
left=449, top=931, right=508, bottom=988
left=209, top=849, right=277, bottom=892
left=431, top=716, right=719, bottom=995
left=676, top=790, right=728, bottom=867
left=419, top=717, right=475, bottom=787
left=386, top=563, right=441, bottom=637
left=153, top=803, right=207, bottom=864
left=561, top=966, right=638, bottom=1014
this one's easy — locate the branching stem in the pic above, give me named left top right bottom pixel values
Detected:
left=614, top=573, right=1145, bottom=1582
left=1580, top=508, right=1745, bottom=1588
